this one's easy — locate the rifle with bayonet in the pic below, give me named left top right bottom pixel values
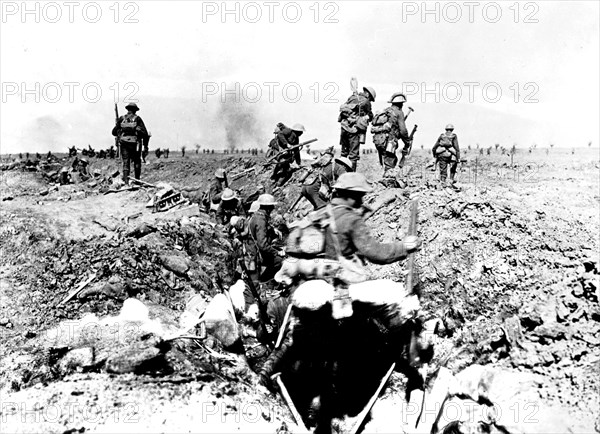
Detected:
left=264, top=138, right=318, bottom=166
left=237, top=258, right=275, bottom=348
left=114, top=104, right=120, bottom=158
left=399, top=124, right=418, bottom=168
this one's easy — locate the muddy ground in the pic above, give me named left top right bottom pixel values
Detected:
left=0, top=147, right=598, bottom=433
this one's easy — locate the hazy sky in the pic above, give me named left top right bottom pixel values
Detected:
left=1, top=1, right=598, bottom=153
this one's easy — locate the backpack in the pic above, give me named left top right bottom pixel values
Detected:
left=286, top=207, right=331, bottom=258
left=438, top=133, right=455, bottom=149
left=119, top=114, right=139, bottom=144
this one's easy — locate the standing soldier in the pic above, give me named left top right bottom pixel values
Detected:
left=371, top=93, right=413, bottom=177
left=112, top=102, right=150, bottom=184
left=338, top=86, right=375, bottom=172
left=270, top=123, right=305, bottom=186
left=432, top=124, right=460, bottom=184
left=216, top=189, right=246, bottom=226
left=301, top=155, right=353, bottom=210
left=246, top=194, right=284, bottom=292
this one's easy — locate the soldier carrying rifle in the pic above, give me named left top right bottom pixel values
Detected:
left=432, top=123, right=461, bottom=184
left=112, top=102, right=150, bottom=184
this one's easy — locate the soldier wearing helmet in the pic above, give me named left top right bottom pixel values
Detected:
left=111, top=102, right=150, bottom=184
left=270, top=123, right=305, bottom=186
left=246, top=193, right=284, bottom=293
left=216, top=188, right=246, bottom=226
left=301, top=155, right=353, bottom=210
left=371, top=92, right=413, bottom=177
left=338, top=86, right=375, bottom=172
left=432, top=123, right=460, bottom=184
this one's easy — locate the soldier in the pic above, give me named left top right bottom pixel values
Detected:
left=301, top=155, right=353, bottom=210
left=216, top=188, right=246, bottom=226
left=164, top=148, right=170, bottom=158
left=259, top=173, right=425, bottom=397
left=112, top=102, right=150, bottom=184
left=338, top=86, right=375, bottom=172
left=271, top=123, right=305, bottom=187
left=371, top=93, right=413, bottom=176
left=246, top=194, right=284, bottom=290
left=432, top=124, right=460, bottom=184
left=205, top=168, right=227, bottom=211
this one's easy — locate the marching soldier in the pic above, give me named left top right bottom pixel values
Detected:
left=111, top=102, right=150, bottom=184
left=338, top=86, right=375, bottom=172
left=432, top=124, right=460, bottom=184
left=371, top=93, right=412, bottom=177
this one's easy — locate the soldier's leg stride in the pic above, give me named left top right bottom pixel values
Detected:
left=449, top=160, right=458, bottom=183
left=340, top=129, right=350, bottom=158
left=133, top=148, right=142, bottom=180
left=438, top=158, right=448, bottom=182
left=121, top=143, right=131, bottom=184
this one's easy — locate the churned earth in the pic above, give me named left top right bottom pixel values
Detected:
left=0, top=147, right=598, bottom=433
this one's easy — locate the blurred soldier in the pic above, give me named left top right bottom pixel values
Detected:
left=204, top=168, right=227, bottom=212
left=259, top=173, right=424, bottom=392
left=164, top=148, right=170, bottom=158
left=108, top=146, right=116, bottom=159
left=72, top=156, right=91, bottom=181
left=271, top=123, right=305, bottom=186
left=216, top=188, right=246, bottom=225
left=371, top=93, right=413, bottom=176
left=301, top=156, right=353, bottom=210
left=112, top=102, right=150, bottom=184
left=338, top=86, right=375, bottom=172
left=432, top=124, right=460, bottom=183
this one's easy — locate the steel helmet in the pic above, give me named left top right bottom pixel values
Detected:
left=291, top=123, right=306, bottom=133
left=334, top=156, right=353, bottom=169
left=249, top=201, right=260, bottom=214
left=363, top=86, right=376, bottom=101
left=445, top=124, right=455, bottom=130
left=214, top=168, right=226, bottom=179
left=125, top=102, right=139, bottom=111
left=80, top=157, right=88, bottom=164
left=221, top=188, right=237, bottom=201
left=257, top=193, right=277, bottom=207
left=333, top=172, right=373, bottom=193
left=388, top=93, right=407, bottom=104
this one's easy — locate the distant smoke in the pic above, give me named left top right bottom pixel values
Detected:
left=217, top=100, right=263, bottom=150
left=29, top=116, right=65, bottom=150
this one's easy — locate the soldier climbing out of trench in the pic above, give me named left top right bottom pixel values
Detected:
left=338, top=84, right=375, bottom=172
left=215, top=188, right=246, bottom=226
left=257, top=173, right=433, bottom=430
left=301, top=152, right=353, bottom=210
left=270, top=123, right=306, bottom=186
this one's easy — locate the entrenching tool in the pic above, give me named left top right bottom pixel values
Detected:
left=271, top=372, right=308, bottom=431
left=405, top=106, right=414, bottom=121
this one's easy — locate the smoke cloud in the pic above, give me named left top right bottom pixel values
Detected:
left=217, top=100, right=263, bottom=150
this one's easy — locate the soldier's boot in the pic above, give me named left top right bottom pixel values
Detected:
left=351, top=160, right=357, bottom=172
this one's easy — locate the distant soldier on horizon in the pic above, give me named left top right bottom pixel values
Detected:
left=432, top=124, right=460, bottom=184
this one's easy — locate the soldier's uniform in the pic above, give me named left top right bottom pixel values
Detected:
left=301, top=156, right=353, bottom=210
left=216, top=189, right=246, bottom=225
left=372, top=93, right=412, bottom=175
left=259, top=173, right=424, bottom=400
left=338, top=87, right=375, bottom=171
left=271, top=124, right=304, bottom=186
left=111, top=102, right=149, bottom=183
left=432, top=125, right=460, bottom=182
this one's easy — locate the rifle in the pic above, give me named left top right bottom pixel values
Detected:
left=230, top=167, right=256, bottom=181
left=237, top=258, right=275, bottom=348
left=114, top=104, right=120, bottom=158
left=405, top=199, right=418, bottom=296
left=264, top=138, right=318, bottom=166
left=399, top=124, right=418, bottom=168
left=288, top=194, right=304, bottom=213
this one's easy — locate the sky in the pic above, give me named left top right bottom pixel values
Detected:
left=1, top=0, right=599, bottom=154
